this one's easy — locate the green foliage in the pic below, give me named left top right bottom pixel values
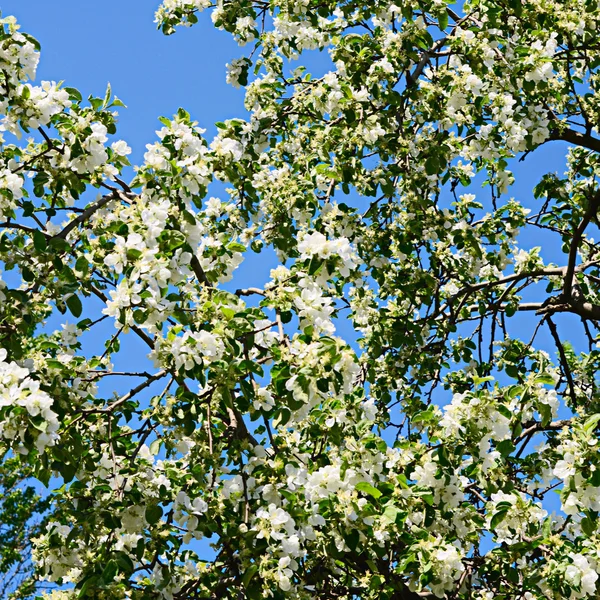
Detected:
left=4, top=2, right=600, bottom=598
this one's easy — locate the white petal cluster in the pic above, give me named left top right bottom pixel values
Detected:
left=297, top=231, right=357, bottom=277
left=0, top=349, right=59, bottom=453
left=486, top=491, right=547, bottom=545
left=564, top=553, right=600, bottom=598
left=155, top=329, right=225, bottom=372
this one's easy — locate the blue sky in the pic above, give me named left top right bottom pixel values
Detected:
left=3, top=0, right=586, bottom=554
left=5, top=0, right=584, bottom=448
left=5, top=0, right=577, bottom=327
left=2, top=1, right=276, bottom=392
left=2, top=0, right=248, bottom=163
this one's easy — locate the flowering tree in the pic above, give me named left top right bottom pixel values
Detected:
left=4, top=0, right=600, bottom=598
left=0, top=458, right=50, bottom=599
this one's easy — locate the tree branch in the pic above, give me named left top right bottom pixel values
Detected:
left=54, top=191, right=123, bottom=240
left=563, top=190, right=600, bottom=302
left=551, top=126, right=600, bottom=154
left=545, top=316, right=577, bottom=403
left=190, top=255, right=211, bottom=287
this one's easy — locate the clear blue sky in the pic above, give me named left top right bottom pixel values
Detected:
left=5, top=0, right=585, bottom=406
left=3, top=0, right=589, bottom=565
left=2, top=1, right=281, bottom=393
left=6, top=1, right=586, bottom=402
left=2, top=0, right=249, bottom=164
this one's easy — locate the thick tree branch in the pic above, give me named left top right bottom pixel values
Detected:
left=552, top=126, right=600, bottom=155
left=431, top=260, right=599, bottom=322
left=81, top=370, right=168, bottom=414
left=90, top=285, right=156, bottom=349
left=517, top=419, right=573, bottom=441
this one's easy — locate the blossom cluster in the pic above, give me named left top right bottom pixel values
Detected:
left=3, top=2, right=600, bottom=600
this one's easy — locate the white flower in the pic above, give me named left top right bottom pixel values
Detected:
left=0, top=349, right=59, bottom=453
left=565, top=553, right=599, bottom=596
left=204, top=197, right=223, bottom=217
left=210, top=136, right=243, bottom=161
left=294, top=280, right=336, bottom=335
left=253, top=387, right=274, bottom=412
left=144, top=142, right=170, bottom=170
left=513, top=248, right=530, bottom=272
left=111, top=140, right=132, bottom=156
left=362, top=398, right=378, bottom=421
left=281, top=534, right=302, bottom=558
left=297, top=231, right=357, bottom=276
left=554, top=454, right=576, bottom=480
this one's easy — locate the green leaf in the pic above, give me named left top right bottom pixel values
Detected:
left=77, top=575, right=99, bottom=598
left=308, top=258, right=324, bottom=276
left=133, top=309, right=147, bottom=324
left=135, top=538, right=145, bottom=560
left=581, top=516, right=596, bottom=537
left=242, top=564, right=259, bottom=588
left=316, top=163, right=337, bottom=178
left=75, top=256, right=89, bottom=275
left=145, top=504, right=163, bottom=525
left=541, top=518, right=552, bottom=539
left=490, top=508, right=510, bottom=530
left=32, top=230, right=47, bottom=252
left=439, top=10, right=449, bottom=30
left=425, top=155, right=440, bottom=176
left=355, top=481, right=382, bottom=499
left=534, top=374, right=556, bottom=385
left=496, top=440, right=515, bottom=458
left=103, top=82, right=112, bottom=108
left=584, top=413, right=600, bottom=434
left=496, top=404, right=513, bottom=419
left=227, top=242, right=246, bottom=253
left=381, top=504, right=404, bottom=526
left=116, top=552, right=134, bottom=574
left=589, top=468, right=600, bottom=487
left=177, top=107, right=191, bottom=121
left=220, top=307, right=235, bottom=319
left=424, top=505, right=435, bottom=527
left=111, top=96, right=127, bottom=108
left=126, top=248, right=143, bottom=261
left=64, top=87, right=83, bottom=102
left=159, top=230, right=187, bottom=251
left=49, top=237, right=70, bottom=253
left=508, top=385, right=524, bottom=399
left=21, top=267, right=35, bottom=282
left=473, top=375, right=494, bottom=386
left=396, top=553, right=416, bottom=574
left=149, top=438, right=161, bottom=456
left=22, top=32, right=42, bottom=51
left=66, top=294, right=83, bottom=318
left=182, top=210, right=197, bottom=225
left=539, top=402, right=552, bottom=427
left=102, top=559, right=119, bottom=583
left=345, top=528, right=360, bottom=551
